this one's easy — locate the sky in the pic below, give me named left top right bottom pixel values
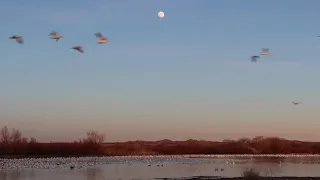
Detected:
left=1, top=0, right=320, bottom=142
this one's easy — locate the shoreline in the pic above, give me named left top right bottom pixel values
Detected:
left=155, top=176, right=320, bottom=180
left=2, top=154, right=320, bottom=159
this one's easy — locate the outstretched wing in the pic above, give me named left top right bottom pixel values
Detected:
left=74, top=46, right=84, bottom=53
left=78, top=48, right=84, bottom=53
left=292, top=102, right=301, bottom=105
left=95, top=32, right=102, bottom=38
left=251, top=55, right=259, bottom=62
left=16, top=38, right=24, bottom=44
left=260, top=48, right=270, bottom=55
left=49, top=31, right=58, bottom=36
left=95, top=32, right=106, bottom=40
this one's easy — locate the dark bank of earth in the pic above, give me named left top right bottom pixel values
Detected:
left=155, top=177, right=320, bottom=180
left=3, top=124, right=320, bottom=157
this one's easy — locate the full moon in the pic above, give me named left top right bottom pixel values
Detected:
left=158, top=11, right=164, bottom=19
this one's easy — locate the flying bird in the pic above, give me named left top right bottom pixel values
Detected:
left=49, top=31, right=63, bottom=42
left=292, top=102, right=302, bottom=105
left=71, top=45, right=84, bottom=53
left=94, top=32, right=109, bottom=44
left=9, top=35, right=23, bottom=44
left=251, top=55, right=260, bottom=62
left=260, top=48, right=270, bottom=55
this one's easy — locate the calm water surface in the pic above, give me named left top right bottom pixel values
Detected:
left=1, top=156, right=320, bottom=180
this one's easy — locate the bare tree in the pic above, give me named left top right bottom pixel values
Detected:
left=21, top=137, right=28, bottom=144
left=252, top=136, right=265, bottom=143
left=84, top=131, right=105, bottom=144
left=0, top=126, right=10, bottom=144
left=238, top=137, right=251, bottom=144
left=11, top=128, right=23, bottom=143
left=29, top=137, right=37, bottom=144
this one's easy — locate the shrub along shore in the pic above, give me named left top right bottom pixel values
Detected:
left=1, top=126, right=320, bottom=158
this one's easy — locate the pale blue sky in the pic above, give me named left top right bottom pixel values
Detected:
left=1, top=0, right=320, bottom=142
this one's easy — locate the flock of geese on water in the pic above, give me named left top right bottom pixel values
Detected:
left=9, top=31, right=109, bottom=53
left=1, top=155, right=319, bottom=177
left=0, top=156, right=233, bottom=170
left=1, top=154, right=317, bottom=170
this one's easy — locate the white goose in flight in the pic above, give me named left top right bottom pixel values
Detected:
left=251, top=55, right=260, bottom=62
left=260, top=48, right=270, bottom=55
left=49, top=31, right=63, bottom=42
left=71, top=45, right=84, bottom=53
left=292, top=102, right=302, bottom=105
left=95, top=32, right=109, bottom=44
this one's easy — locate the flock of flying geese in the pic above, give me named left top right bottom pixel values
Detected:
left=9, top=32, right=302, bottom=106
left=250, top=49, right=303, bottom=106
left=250, top=48, right=270, bottom=62
left=9, top=31, right=268, bottom=59
left=9, top=31, right=109, bottom=53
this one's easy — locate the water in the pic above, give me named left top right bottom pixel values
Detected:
left=1, top=156, right=320, bottom=180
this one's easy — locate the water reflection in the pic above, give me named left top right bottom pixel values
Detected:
left=0, top=172, right=6, bottom=180
left=1, top=169, right=35, bottom=180
left=83, top=167, right=104, bottom=180
left=2, top=156, right=320, bottom=180
left=9, top=170, right=20, bottom=180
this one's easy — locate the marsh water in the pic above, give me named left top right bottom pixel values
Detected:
left=1, top=156, right=320, bottom=180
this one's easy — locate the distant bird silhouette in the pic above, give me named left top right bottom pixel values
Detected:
left=49, top=31, right=63, bottom=42
left=292, top=102, right=302, bottom=105
left=95, top=32, right=109, bottom=44
left=9, top=35, right=23, bottom=44
left=71, top=45, right=84, bottom=53
left=251, top=55, right=260, bottom=62
left=260, top=48, right=270, bottom=55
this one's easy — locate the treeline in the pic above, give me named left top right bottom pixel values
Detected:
left=1, top=126, right=320, bottom=158
left=103, top=137, right=320, bottom=156
left=0, top=126, right=106, bottom=158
